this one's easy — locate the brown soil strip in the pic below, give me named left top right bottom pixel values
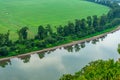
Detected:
left=0, top=26, right=120, bottom=61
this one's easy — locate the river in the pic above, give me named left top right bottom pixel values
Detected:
left=0, top=30, right=120, bottom=80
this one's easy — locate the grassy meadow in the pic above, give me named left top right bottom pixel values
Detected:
left=0, top=0, right=110, bottom=40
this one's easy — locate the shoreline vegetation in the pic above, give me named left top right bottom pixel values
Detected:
left=118, top=44, right=120, bottom=54
left=0, top=0, right=120, bottom=61
left=60, top=59, right=120, bottom=80
left=0, top=26, right=120, bottom=61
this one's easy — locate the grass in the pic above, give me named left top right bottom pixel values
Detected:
left=0, top=0, right=110, bottom=40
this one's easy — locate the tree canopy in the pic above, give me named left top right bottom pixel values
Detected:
left=60, top=59, right=120, bottom=80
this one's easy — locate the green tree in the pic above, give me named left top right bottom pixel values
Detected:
left=100, top=14, right=107, bottom=26
left=5, top=30, right=10, bottom=44
left=37, top=25, right=46, bottom=40
left=92, top=15, right=99, bottom=30
left=18, top=27, right=28, bottom=41
left=63, top=25, right=70, bottom=36
left=75, top=19, right=81, bottom=33
left=57, top=25, right=64, bottom=36
left=0, top=46, right=9, bottom=56
left=87, top=16, right=92, bottom=27
left=46, top=24, right=53, bottom=35
left=80, top=18, right=87, bottom=30
left=68, top=22, right=75, bottom=34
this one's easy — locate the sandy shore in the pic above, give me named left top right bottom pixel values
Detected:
left=0, top=26, right=120, bottom=61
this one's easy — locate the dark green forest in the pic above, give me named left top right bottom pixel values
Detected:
left=0, top=0, right=120, bottom=57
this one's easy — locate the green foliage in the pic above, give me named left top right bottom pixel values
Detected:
left=118, top=44, right=120, bottom=54
left=0, top=46, right=9, bottom=56
left=60, top=59, right=120, bottom=80
left=18, top=27, right=28, bottom=41
left=0, top=30, right=11, bottom=47
left=36, top=25, right=46, bottom=40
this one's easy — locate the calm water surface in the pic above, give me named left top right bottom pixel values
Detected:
left=0, top=30, right=120, bottom=80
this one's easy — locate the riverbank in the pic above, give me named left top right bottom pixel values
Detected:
left=0, top=26, right=120, bottom=61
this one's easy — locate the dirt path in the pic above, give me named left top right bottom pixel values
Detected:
left=0, top=26, right=120, bottom=61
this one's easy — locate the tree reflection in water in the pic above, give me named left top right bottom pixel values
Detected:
left=0, top=59, right=11, bottom=68
left=47, top=49, right=56, bottom=54
left=81, top=42, right=86, bottom=48
left=100, top=35, right=107, bottom=41
left=63, top=43, right=84, bottom=52
left=74, top=44, right=81, bottom=52
left=0, top=34, right=109, bottom=67
left=64, top=46, right=74, bottom=52
left=92, top=38, right=100, bottom=44
left=18, top=55, right=31, bottom=63
left=38, top=52, right=46, bottom=59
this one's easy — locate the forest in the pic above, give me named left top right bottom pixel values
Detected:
left=0, top=0, right=120, bottom=57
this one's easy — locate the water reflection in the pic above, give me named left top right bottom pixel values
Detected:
left=74, top=44, right=81, bottom=52
left=100, top=35, right=107, bottom=41
left=38, top=52, right=45, bottom=59
left=81, top=43, right=86, bottom=48
left=18, top=55, right=31, bottom=63
left=92, top=39, right=99, bottom=44
left=64, top=46, right=74, bottom=52
left=0, top=30, right=120, bottom=80
left=0, top=59, right=11, bottom=68
left=0, top=32, right=109, bottom=66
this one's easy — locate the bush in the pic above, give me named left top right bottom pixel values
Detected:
left=0, top=46, right=9, bottom=56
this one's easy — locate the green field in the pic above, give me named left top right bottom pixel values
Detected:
left=0, top=0, right=110, bottom=40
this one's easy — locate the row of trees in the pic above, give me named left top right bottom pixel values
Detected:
left=0, top=0, right=120, bottom=57
left=0, top=38, right=106, bottom=68
left=56, top=15, right=109, bottom=37
left=87, top=0, right=119, bottom=8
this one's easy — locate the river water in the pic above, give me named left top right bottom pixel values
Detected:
left=0, top=30, right=120, bottom=80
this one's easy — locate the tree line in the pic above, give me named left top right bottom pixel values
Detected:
left=0, top=0, right=120, bottom=57
left=0, top=37, right=107, bottom=68
left=86, top=0, right=119, bottom=8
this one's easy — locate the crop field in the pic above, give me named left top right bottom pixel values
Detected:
left=0, top=0, right=110, bottom=40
